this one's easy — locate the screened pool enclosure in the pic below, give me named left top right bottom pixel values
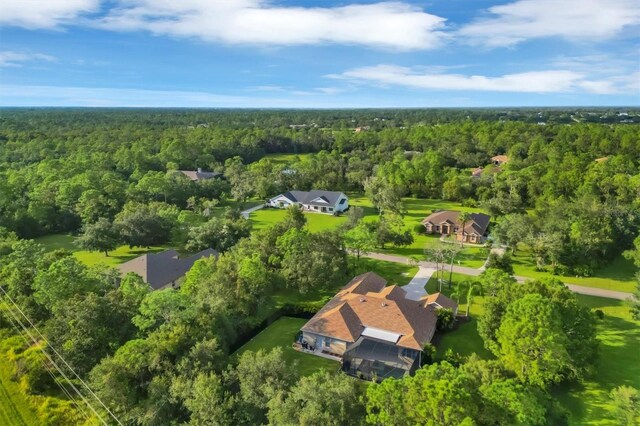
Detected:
left=341, top=337, right=421, bottom=381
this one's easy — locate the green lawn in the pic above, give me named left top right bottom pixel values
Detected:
left=250, top=208, right=348, bottom=233
left=425, top=272, right=493, bottom=360
left=233, top=316, right=339, bottom=377
left=553, top=295, right=640, bottom=425
left=511, top=245, right=637, bottom=293
left=261, top=153, right=313, bottom=165
left=426, top=271, right=640, bottom=425
left=353, top=257, right=417, bottom=287
left=0, top=358, right=40, bottom=426
left=249, top=195, right=489, bottom=268
left=34, top=234, right=173, bottom=267
left=258, top=257, right=418, bottom=323
left=378, top=198, right=489, bottom=267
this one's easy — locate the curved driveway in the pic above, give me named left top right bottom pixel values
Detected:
left=364, top=252, right=633, bottom=301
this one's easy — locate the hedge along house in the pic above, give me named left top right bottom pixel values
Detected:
left=422, top=210, right=491, bottom=244
left=267, top=190, right=349, bottom=214
left=296, top=272, right=457, bottom=381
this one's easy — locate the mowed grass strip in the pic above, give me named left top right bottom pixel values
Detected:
left=0, top=356, right=40, bottom=426
left=511, top=244, right=636, bottom=293
left=233, top=316, right=339, bottom=377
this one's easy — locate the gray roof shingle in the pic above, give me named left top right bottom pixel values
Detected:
left=277, top=190, right=346, bottom=206
left=118, top=248, right=217, bottom=290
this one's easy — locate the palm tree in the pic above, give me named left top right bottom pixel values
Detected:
left=457, top=211, right=472, bottom=248
left=426, top=243, right=448, bottom=292
left=445, top=244, right=461, bottom=288
left=450, top=279, right=470, bottom=304
left=465, top=282, right=482, bottom=317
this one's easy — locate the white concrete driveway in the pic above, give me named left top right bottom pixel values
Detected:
left=241, top=204, right=264, bottom=219
left=402, top=266, right=436, bottom=300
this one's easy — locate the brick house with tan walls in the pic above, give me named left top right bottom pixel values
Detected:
left=421, top=210, right=491, bottom=244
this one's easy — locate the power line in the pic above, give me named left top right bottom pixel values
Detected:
left=0, top=289, right=109, bottom=424
left=0, top=286, right=122, bottom=425
left=0, top=298, right=93, bottom=422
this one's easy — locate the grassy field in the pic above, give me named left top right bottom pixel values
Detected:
left=553, top=295, right=640, bottom=425
left=511, top=245, right=637, bottom=293
left=0, top=358, right=40, bottom=426
left=262, top=153, right=313, bottom=165
left=233, top=316, right=339, bottom=377
left=34, top=234, right=172, bottom=267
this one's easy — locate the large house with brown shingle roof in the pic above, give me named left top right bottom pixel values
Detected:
left=296, top=272, right=457, bottom=380
left=422, top=210, right=490, bottom=244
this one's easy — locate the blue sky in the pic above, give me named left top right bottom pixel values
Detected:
left=0, top=0, right=638, bottom=107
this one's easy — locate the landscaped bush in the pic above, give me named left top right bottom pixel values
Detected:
left=413, top=223, right=425, bottom=234
left=421, top=343, right=436, bottom=366
left=436, top=308, right=455, bottom=331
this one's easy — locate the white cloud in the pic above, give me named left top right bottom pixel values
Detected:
left=0, top=51, right=57, bottom=67
left=0, top=0, right=100, bottom=29
left=459, top=0, right=640, bottom=47
left=0, top=84, right=353, bottom=107
left=97, top=1, right=446, bottom=50
left=331, top=64, right=619, bottom=94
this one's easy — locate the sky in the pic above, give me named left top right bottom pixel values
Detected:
left=0, top=0, right=639, bottom=107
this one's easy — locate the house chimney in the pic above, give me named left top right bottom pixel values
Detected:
left=359, top=298, right=366, bottom=302
left=197, top=167, right=202, bottom=173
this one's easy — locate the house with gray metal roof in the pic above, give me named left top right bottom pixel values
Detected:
left=179, top=168, right=223, bottom=182
left=267, top=190, right=349, bottom=214
left=118, top=248, right=217, bottom=290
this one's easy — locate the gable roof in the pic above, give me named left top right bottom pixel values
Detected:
left=280, top=190, right=310, bottom=203
left=421, top=210, right=491, bottom=236
left=270, top=190, right=347, bottom=207
left=179, top=170, right=222, bottom=181
left=302, top=190, right=346, bottom=206
left=301, top=272, right=437, bottom=350
left=421, top=292, right=458, bottom=311
left=118, top=248, right=217, bottom=290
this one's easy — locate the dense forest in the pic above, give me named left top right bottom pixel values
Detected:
left=1, top=108, right=638, bottom=273
left=0, top=108, right=639, bottom=425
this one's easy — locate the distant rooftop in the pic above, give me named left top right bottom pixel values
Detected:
left=118, top=248, right=217, bottom=290
left=179, top=168, right=222, bottom=181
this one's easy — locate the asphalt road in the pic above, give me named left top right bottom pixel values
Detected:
left=362, top=252, right=633, bottom=301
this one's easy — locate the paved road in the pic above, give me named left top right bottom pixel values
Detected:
left=363, top=252, right=633, bottom=301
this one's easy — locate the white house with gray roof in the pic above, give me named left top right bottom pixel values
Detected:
left=268, top=190, right=349, bottom=214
